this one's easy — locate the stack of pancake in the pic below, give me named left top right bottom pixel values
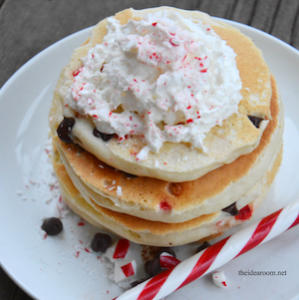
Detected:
left=49, top=7, right=284, bottom=246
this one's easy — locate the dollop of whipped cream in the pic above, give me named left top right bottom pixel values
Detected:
left=65, top=10, right=242, bottom=160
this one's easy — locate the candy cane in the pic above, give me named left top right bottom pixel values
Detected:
left=114, top=199, right=299, bottom=300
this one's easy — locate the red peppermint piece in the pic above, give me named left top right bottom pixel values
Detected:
left=152, top=22, right=157, bottom=26
left=121, top=262, right=135, bottom=277
left=160, top=253, right=181, bottom=269
left=235, top=205, right=252, bottom=220
left=186, top=119, right=193, bottom=124
left=113, top=239, right=130, bottom=259
left=160, top=201, right=172, bottom=211
left=72, top=69, right=80, bottom=77
left=169, top=38, right=180, bottom=46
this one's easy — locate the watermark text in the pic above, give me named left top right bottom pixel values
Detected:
left=238, top=270, right=286, bottom=276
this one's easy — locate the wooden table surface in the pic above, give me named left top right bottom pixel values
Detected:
left=0, top=0, right=298, bottom=299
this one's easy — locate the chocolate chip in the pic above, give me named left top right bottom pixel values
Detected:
left=222, top=202, right=239, bottom=216
left=41, top=217, right=63, bottom=236
left=196, top=241, right=210, bottom=253
left=144, top=259, right=161, bottom=277
left=93, top=128, right=115, bottom=142
left=155, top=247, right=176, bottom=258
left=57, top=117, right=75, bottom=144
left=130, top=278, right=148, bottom=287
left=91, top=233, right=112, bottom=252
left=248, top=116, right=263, bottom=128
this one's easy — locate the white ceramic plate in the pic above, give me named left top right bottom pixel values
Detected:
left=1, top=19, right=299, bottom=300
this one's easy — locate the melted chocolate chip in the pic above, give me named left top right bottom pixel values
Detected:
left=155, top=247, right=176, bottom=259
left=222, top=202, right=239, bottom=216
left=196, top=241, right=211, bottom=253
left=248, top=116, right=263, bottom=128
left=57, top=117, right=75, bottom=144
left=130, top=278, right=149, bottom=287
left=41, top=217, right=63, bottom=236
left=91, top=233, right=112, bottom=252
left=144, top=259, right=161, bottom=277
left=93, top=128, right=115, bottom=142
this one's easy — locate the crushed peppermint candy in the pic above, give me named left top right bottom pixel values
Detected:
left=114, top=260, right=137, bottom=283
left=212, top=271, right=228, bottom=288
left=104, top=239, right=130, bottom=261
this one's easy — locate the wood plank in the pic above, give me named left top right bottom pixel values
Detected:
left=271, top=0, right=299, bottom=45
left=291, top=6, right=299, bottom=49
left=0, top=0, right=6, bottom=8
left=0, top=268, right=32, bottom=300
left=234, top=0, right=281, bottom=30
left=196, top=0, right=237, bottom=19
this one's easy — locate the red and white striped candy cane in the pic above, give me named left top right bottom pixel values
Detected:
left=114, top=199, right=299, bottom=300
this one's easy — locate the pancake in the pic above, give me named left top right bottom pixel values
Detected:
left=49, top=7, right=272, bottom=182
left=52, top=76, right=283, bottom=223
left=52, top=142, right=282, bottom=246
left=49, top=7, right=284, bottom=246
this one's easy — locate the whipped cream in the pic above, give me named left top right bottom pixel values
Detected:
left=65, top=10, right=242, bottom=159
